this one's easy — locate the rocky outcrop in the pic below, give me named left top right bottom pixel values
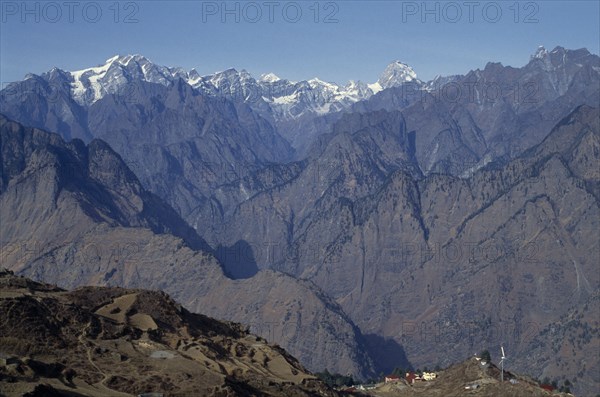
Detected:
left=0, top=270, right=342, bottom=397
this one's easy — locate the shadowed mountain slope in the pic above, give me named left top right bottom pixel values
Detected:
left=0, top=115, right=376, bottom=379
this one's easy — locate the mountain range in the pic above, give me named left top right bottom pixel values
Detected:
left=0, top=114, right=374, bottom=379
left=46, top=54, right=419, bottom=119
left=1, top=45, right=599, bottom=396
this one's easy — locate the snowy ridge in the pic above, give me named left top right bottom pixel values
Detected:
left=259, top=73, right=281, bottom=83
left=189, top=61, right=423, bottom=120
left=532, top=45, right=548, bottom=60
left=41, top=54, right=425, bottom=118
left=69, top=54, right=188, bottom=105
left=19, top=46, right=593, bottom=120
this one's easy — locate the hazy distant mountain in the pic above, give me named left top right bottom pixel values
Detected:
left=199, top=60, right=422, bottom=154
left=1, top=63, right=296, bottom=235
left=0, top=54, right=422, bottom=157
left=349, top=46, right=600, bottom=177
left=198, top=59, right=420, bottom=121
left=2, top=54, right=419, bottom=123
left=0, top=53, right=427, bottom=238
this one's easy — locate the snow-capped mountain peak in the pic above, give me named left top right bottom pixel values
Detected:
left=532, top=45, right=548, bottom=60
left=69, top=54, right=188, bottom=105
left=70, top=57, right=119, bottom=104
left=259, top=73, right=281, bottom=83
left=206, top=68, right=255, bottom=87
left=377, top=60, right=419, bottom=89
left=71, top=54, right=151, bottom=78
left=307, top=77, right=340, bottom=90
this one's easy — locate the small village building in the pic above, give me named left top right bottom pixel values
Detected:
left=405, top=372, right=422, bottom=384
left=384, top=374, right=401, bottom=383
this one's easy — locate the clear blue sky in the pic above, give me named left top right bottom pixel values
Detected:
left=1, top=1, right=599, bottom=85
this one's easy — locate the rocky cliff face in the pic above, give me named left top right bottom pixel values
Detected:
left=0, top=116, right=376, bottom=379
left=202, top=105, right=600, bottom=396
left=519, top=292, right=599, bottom=395
left=0, top=114, right=204, bottom=249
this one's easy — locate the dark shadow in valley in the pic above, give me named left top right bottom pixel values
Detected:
left=364, top=334, right=413, bottom=375
left=215, top=240, right=259, bottom=279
